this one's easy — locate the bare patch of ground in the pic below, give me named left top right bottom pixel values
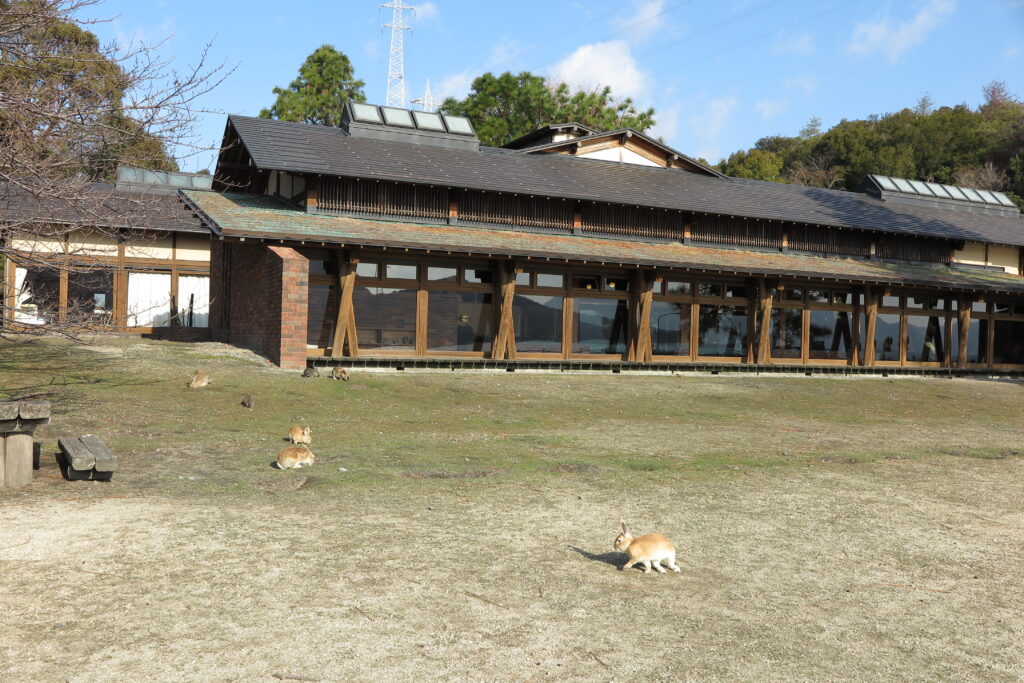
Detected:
left=1, top=338, right=1023, bottom=680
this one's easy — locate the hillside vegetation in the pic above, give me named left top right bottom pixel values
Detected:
left=719, top=82, right=1024, bottom=209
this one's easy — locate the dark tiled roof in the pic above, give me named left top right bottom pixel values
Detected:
left=223, top=115, right=1024, bottom=248
left=181, top=190, right=1024, bottom=296
left=0, top=182, right=206, bottom=233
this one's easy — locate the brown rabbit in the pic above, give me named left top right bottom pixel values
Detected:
left=287, top=425, right=312, bottom=445
left=614, top=521, right=681, bottom=574
left=329, top=366, right=350, bottom=381
left=277, top=445, right=315, bottom=469
left=188, top=369, right=211, bottom=389
left=301, top=366, right=320, bottom=378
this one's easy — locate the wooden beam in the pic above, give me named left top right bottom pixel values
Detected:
left=637, top=272, right=654, bottom=362
left=415, top=288, right=428, bottom=356
left=957, top=297, right=970, bottom=369
left=864, top=287, right=877, bottom=367
left=330, top=250, right=360, bottom=358
left=492, top=261, right=517, bottom=360
left=757, top=278, right=773, bottom=365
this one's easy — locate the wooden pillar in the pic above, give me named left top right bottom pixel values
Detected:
left=330, top=250, right=360, bottom=358
left=957, top=297, right=971, bottom=369
left=4, top=433, right=33, bottom=487
left=630, top=271, right=654, bottom=363
left=306, top=176, right=320, bottom=212
left=0, top=435, right=5, bottom=487
left=415, top=288, right=428, bottom=357
left=58, top=267, right=68, bottom=323
left=492, top=261, right=517, bottom=360
left=448, top=190, right=459, bottom=223
left=943, top=301, right=953, bottom=368
left=864, top=287, right=877, bottom=367
left=562, top=296, right=573, bottom=359
left=756, top=279, right=773, bottom=365
left=851, top=288, right=862, bottom=366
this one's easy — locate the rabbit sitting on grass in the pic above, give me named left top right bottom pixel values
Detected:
left=287, top=425, right=312, bottom=445
left=277, top=445, right=315, bottom=469
left=614, top=521, right=681, bottom=574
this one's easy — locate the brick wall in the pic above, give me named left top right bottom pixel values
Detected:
left=210, top=240, right=309, bottom=369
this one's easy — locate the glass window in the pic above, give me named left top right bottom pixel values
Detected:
left=993, top=301, right=1011, bottom=315
left=724, top=284, right=748, bottom=299
left=304, top=250, right=335, bottom=276
left=515, top=271, right=531, bottom=287
left=512, top=294, right=562, bottom=353
left=907, top=296, right=925, bottom=309
left=604, top=277, right=629, bottom=292
left=927, top=298, right=945, bottom=311
left=427, top=266, right=458, bottom=282
left=572, top=275, right=600, bottom=291
left=177, top=275, right=210, bottom=328
left=770, top=308, right=802, bottom=359
left=649, top=280, right=664, bottom=295
left=427, top=291, right=493, bottom=352
left=412, top=111, right=445, bottom=131
left=807, top=289, right=829, bottom=303
left=381, top=107, right=414, bottom=127
left=67, top=270, right=114, bottom=324
left=971, top=300, right=988, bottom=314
left=697, top=305, right=748, bottom=357
left=307, top=283, right=336, bottom=347
left=665, top=280, right=691, bottom=296
left=784, top=288, right=803, bottom=302
left=957, top=318, right=988, bottom=364
left=697, top=283, right=722, bottom=297
left=353, top=287, right=417, bottom=350
left=464, top=267, right=491, bottom=284
left=442, top=115, right=474, bottom=135
left=127, top=272, right=172, bottom=327
left=881, top=295, right=901, bottom=308
left=1014, top=302, right=1024, bottom=316
left=874, top=313, right=901, bottom=361
left=905, top=314, right=944, bottom=362
left=385, top=262, right=418, bottom=280
left=12, top=266, right=60, bottom=325
left=808, top=310, right=854, bottom=361
left=573, top=298, right=628, bottom=355
left=350, top=103, right=382, bottom=124
left=993, top=320, right=1024, bottom=364
left=355, top=262, right=379, bottom=278
left=536, top=273, right=564, bottom=288
left=651, top=301, right=690, bottom=356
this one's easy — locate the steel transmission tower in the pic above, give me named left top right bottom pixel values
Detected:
left=381, top=1, right=415, bottom=108
left=411, top=79, right=439, bottom=112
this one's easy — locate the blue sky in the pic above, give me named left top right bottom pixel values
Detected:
left=84, top=0, right=1024, bottom=172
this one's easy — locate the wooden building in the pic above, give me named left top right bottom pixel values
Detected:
left=2, top=168, right=211, bottom=337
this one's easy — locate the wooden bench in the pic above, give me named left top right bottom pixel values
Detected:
left=1, top=400, right=51, bottom=488
left=58, top=435, right=117, bottom=481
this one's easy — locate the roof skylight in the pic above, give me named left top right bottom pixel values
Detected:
left=868, top=174, right=1018, bottom=213
left=381, top=107, right=415, bottom=128
left=442, top=114, right=475, bottom=135
left=412, top=111, right=445, bottom=131
left=350, top=103, right=383, bottom=124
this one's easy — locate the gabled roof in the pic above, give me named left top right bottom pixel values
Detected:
left=503, top=122, right=598, bottom=150
left=219, top=115, right=1024, bottom=248
left=181, top=189, right=1024, bottom=296
left=519, top=128, right=724, bottom=177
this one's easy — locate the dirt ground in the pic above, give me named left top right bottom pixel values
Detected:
left=1, top=338, right=1023, bottom=681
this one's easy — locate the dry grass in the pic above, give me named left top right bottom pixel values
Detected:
left=1, top=337, right=1023, bottom=681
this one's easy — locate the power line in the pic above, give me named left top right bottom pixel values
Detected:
left=650, top=0, right=862, bottom=77
left=638, top=0, right=789, bottom=58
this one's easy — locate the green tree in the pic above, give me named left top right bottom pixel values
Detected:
left=720, top=148, right=784, bottom=181
left=1, top=1, right=179, bottom=181
left=438, top=71, right=655, bottom=147
left=259, top=45, right=366, bottom=126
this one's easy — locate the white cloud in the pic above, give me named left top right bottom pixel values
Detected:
left=548, top=41, right=648, bottom=98
left=772, top=32, right=814, bottom=56
left=435, top=71, right=475, bottom=100
left=363, top=38, right=381, bottom=59
left=687, top=96, right=739, bottom=164
left=614, top=0, right=667, bottom=44
left=649, top=103, right=681, bottom=143
left=756, top=98, right=787, bottom=119
left=785, top=76, right=816, bottom=95
left=413, top=3, right=439, bottom=21
left=847, top=0, right=955, bottom=62
left=1004, top=45, right=1022, bottom=59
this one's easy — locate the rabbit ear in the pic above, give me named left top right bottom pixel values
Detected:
left=620, top=520, right=628, bottom=535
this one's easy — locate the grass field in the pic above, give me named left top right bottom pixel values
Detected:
left=1, top=337, right=1023, bottom=681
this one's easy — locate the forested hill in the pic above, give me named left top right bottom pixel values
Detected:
left=716, top=82, right=1024, bottom=209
